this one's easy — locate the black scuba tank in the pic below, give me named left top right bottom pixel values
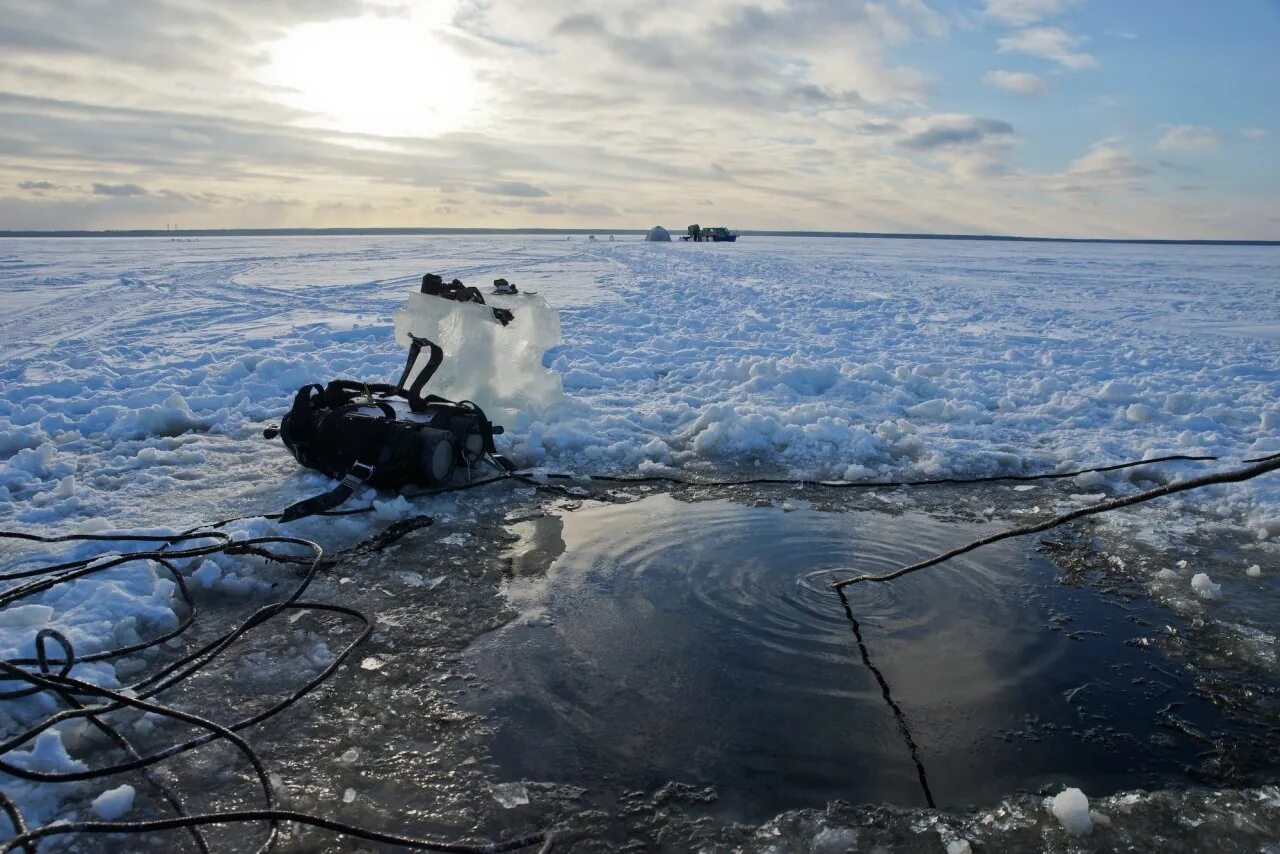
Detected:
left=276, top=384, right=460, bottom=489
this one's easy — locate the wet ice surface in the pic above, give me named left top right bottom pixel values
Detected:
left=465, top=491, right=1277, bottom=824
left=25, top=481, right=1280, bottom=853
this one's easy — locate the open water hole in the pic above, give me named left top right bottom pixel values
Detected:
left=463, top=493, right=1247, bottom=824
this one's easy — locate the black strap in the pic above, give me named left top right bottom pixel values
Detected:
left=279, top=461, right=375, bottom=523
left=397, top=335, right=444, bottom=412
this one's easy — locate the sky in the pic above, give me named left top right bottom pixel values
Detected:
left=0, top=0, right=1277, bottom=238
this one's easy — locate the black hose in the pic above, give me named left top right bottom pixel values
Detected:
left=832, top=451, right=1280, bottom=591
left=539, top=452, right=1232, bottom=488
left=0, top=514, right=547, bottom=852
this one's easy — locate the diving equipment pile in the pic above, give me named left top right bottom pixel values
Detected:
left=267, top=272, right=564, bottom=520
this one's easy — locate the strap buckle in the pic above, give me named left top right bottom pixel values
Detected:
left=339, top=462, right=375, bottom=490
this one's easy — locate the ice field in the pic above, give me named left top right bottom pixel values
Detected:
left=3, top=234, right=1279, bottom=533
left=1, top=234, right=1279, bottom=847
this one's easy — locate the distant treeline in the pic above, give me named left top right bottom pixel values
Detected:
left=0, top=227, right=1275, bottom=247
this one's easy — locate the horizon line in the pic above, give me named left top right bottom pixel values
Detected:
left=0, top=226, right=1276, bottom=247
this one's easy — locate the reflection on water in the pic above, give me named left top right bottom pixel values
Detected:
left=465, top=494, right=1228, bottom=822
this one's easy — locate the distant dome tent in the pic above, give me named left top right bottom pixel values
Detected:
left=645, top=225, right=671, bottom=242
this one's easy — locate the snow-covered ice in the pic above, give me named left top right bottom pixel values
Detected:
left=2, top=235, right=1277, bottom=533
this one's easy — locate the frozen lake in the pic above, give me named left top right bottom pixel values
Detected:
left=1, top=234, right=1279, bottom=850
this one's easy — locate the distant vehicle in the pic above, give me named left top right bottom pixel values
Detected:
left=683, top=224, right=738, bottom=242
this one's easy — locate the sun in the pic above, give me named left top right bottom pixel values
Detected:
left=261, top=13, right=483, bottom=139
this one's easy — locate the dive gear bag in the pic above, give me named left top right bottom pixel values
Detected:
left=266, top=332, right=514, bottom=522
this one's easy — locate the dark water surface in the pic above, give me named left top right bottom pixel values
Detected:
left=463, top=494, right=1242, bottom=823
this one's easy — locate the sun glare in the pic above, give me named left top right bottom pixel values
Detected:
left=262, top=14, right=482, bottom=139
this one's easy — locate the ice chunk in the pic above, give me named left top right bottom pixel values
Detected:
left=92, top=784, right=135, bottom=820
left=343, top=787, right=356, bottom=804
left=491, top=782, right=529, bottom=808
left=946, top=840, right=972, bottom=854
left=1097, top=381, right=1139, bottom=403
left=339, top=748, right=359, bottom=765
left=0, top=604, right=54, bottom=628
left=812, top=826, right=859, bottom=852
left=1073, top=469, right=1105, bottom=488
left=192, top=560, right=221, bottom=589
left=393, top=287, right=564, bottom=424
left=1125, top=403, right=1156, bottom=422
left=373, top=495, right=413, bottom=520
left=1255, top=517, right=1280, bottom=541
left=4, top=730, right=87, bottom=774
left=1246, top=564, right=1262, bottom=578
left=1050, top=787, right=1093, bottom=836
left=1190, top=572, right=1222, bottom=600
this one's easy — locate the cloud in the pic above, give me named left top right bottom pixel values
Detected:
left=859, top=120, right=899, bottom=134
left=899, top=115, right=1015, bottom=151
left=481, top=181, right=551, bottom=198
left=998, top=26, right=1096, bottom=70
left=0, top=1, right=1272, bottom=238
left=1157, top=124, right=1221, bottom=151
left=982, top=70, right=1049, bottom=96
left=1242, top=128, right=1268, bottom=140
left=18, top=180, right=57, bottom=191
left=92, top=182, right=148, bottom=196
left=170, top=128, right=213, bottom=146
left=1063, top=139, right=1151, bottom=183
left=984, top=0, right=1078, bottom=26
